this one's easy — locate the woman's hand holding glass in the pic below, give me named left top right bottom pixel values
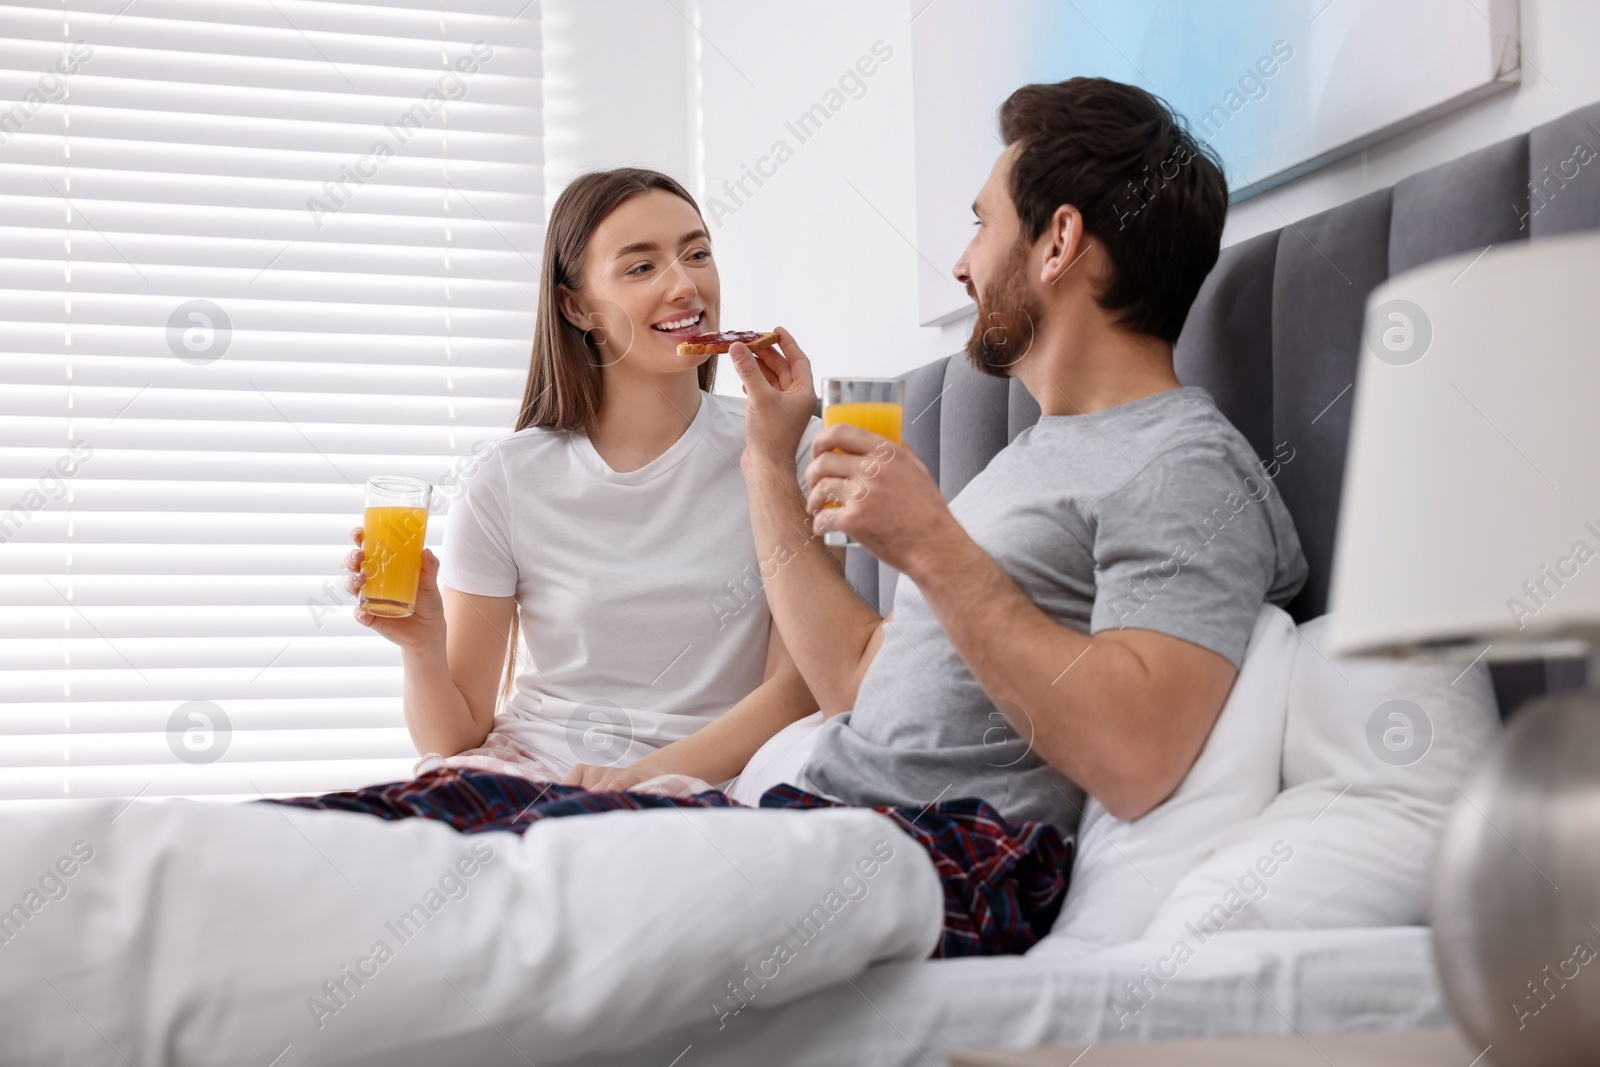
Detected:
left=346, top=527, right=448, bottom=656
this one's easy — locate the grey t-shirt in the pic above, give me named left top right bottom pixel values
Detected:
left=797, top=385, right=1308, bottom=836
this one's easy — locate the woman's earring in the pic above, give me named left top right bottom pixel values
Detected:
left=579, top=302, right=627, bottom=369
left=583, top=325, right=615, bottom=368
left=583, top=313, right=628, bottom=368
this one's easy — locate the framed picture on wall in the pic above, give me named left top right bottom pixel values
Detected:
left=911, top=0, right=1521, bottom=325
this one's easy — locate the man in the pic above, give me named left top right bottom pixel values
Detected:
left=728, top=77, right=1308, bottom=836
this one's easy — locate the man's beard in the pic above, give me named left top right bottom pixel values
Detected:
left=964, top=238, right=1042, bottom=378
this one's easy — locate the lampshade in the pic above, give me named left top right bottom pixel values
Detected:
left=1327, top=231, right=1600, bottom=659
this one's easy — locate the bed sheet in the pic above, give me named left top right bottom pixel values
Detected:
left=567, top=926, right=1447, bottom=1066
left=0, top=794, right=941, bottom=1065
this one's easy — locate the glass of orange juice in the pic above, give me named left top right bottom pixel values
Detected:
left=360, top=476, right=432, bottom=618
left=819, top=377, right=905, bottom=548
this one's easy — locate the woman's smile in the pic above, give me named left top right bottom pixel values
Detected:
left=649, top=308, right=706, bottom=339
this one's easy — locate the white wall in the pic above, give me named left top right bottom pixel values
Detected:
left=1223, top=0, right=1600, bottom=245
left=688, top=1, right=975, bottom=388
left=543, top=0, right=1600, bottom=389
left=541, top=0, right=693, bottom=194
left=543, top=0, right=972, bottom=391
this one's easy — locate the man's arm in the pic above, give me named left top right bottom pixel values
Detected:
left=802, top=424, right=1239, bottom=822
left=731, top=329, right=886, bottom=714
left=900, top=521, right=1237, bottom=821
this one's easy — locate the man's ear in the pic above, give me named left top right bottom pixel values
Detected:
left=555, top=285, right=589, bottom=332
left=1038, top=204, right=1090, bottom=287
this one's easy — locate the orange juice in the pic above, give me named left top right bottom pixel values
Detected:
left=821, top=400, right=903, bottom=442
left=361, top=505, right=429, bottom=617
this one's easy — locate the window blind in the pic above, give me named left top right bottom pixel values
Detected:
left=0, top=0, right=543, bottom=801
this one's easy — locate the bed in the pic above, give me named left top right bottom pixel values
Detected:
left=572, top=97, right=1600, bottom=1066
left=578, top=927, right=1446, bottom=1066
left=3, top=101, right=1597, bottom=1067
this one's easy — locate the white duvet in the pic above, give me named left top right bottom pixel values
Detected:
left=0, top=795, right=942, bottom=1066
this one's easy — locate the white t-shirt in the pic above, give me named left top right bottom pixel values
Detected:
left=437, top=391, right=821, bottom=777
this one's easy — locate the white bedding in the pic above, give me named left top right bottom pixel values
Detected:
left=0, top=796, right=1449, bottom=1067
left=0, top=794, right=942, bottom=1066
left=0, top=604, right=1466, bottom=1066
left=568, top=926, right=1447, bottom=1066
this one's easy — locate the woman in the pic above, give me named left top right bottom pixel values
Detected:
left=344, top=168, right=822, bottom=792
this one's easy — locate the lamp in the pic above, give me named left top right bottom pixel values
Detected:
left=1328, top=231, right=1600, bottom=1066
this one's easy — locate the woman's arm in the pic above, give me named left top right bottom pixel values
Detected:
left=404, top=578, right=515, bottom=757
left=348, top=532, right=513, bottom=758
left=730, top=332, right=889, bottom=713
left=562, top=617, right=819, bottom=790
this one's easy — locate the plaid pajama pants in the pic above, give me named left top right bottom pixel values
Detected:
left=263, top=768, right=1072, bottom=958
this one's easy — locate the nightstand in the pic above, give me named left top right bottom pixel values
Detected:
left=950, top=1028, right=1482, bottom=1066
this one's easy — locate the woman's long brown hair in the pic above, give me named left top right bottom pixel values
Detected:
left=496, top=168, right=716, bottom=711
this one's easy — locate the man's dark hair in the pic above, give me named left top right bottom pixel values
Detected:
left=998, top=77, right=1227, bottom=343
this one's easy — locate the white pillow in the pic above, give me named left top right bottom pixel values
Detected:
left=1142, top=613, right=1501, bottom=940
left=1046, top=604, right=1300, bottom=944
left=723, top=710, right=826, bottom=806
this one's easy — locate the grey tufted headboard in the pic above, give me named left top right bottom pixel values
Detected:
left=843, top=99, right=1600, bottom=713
